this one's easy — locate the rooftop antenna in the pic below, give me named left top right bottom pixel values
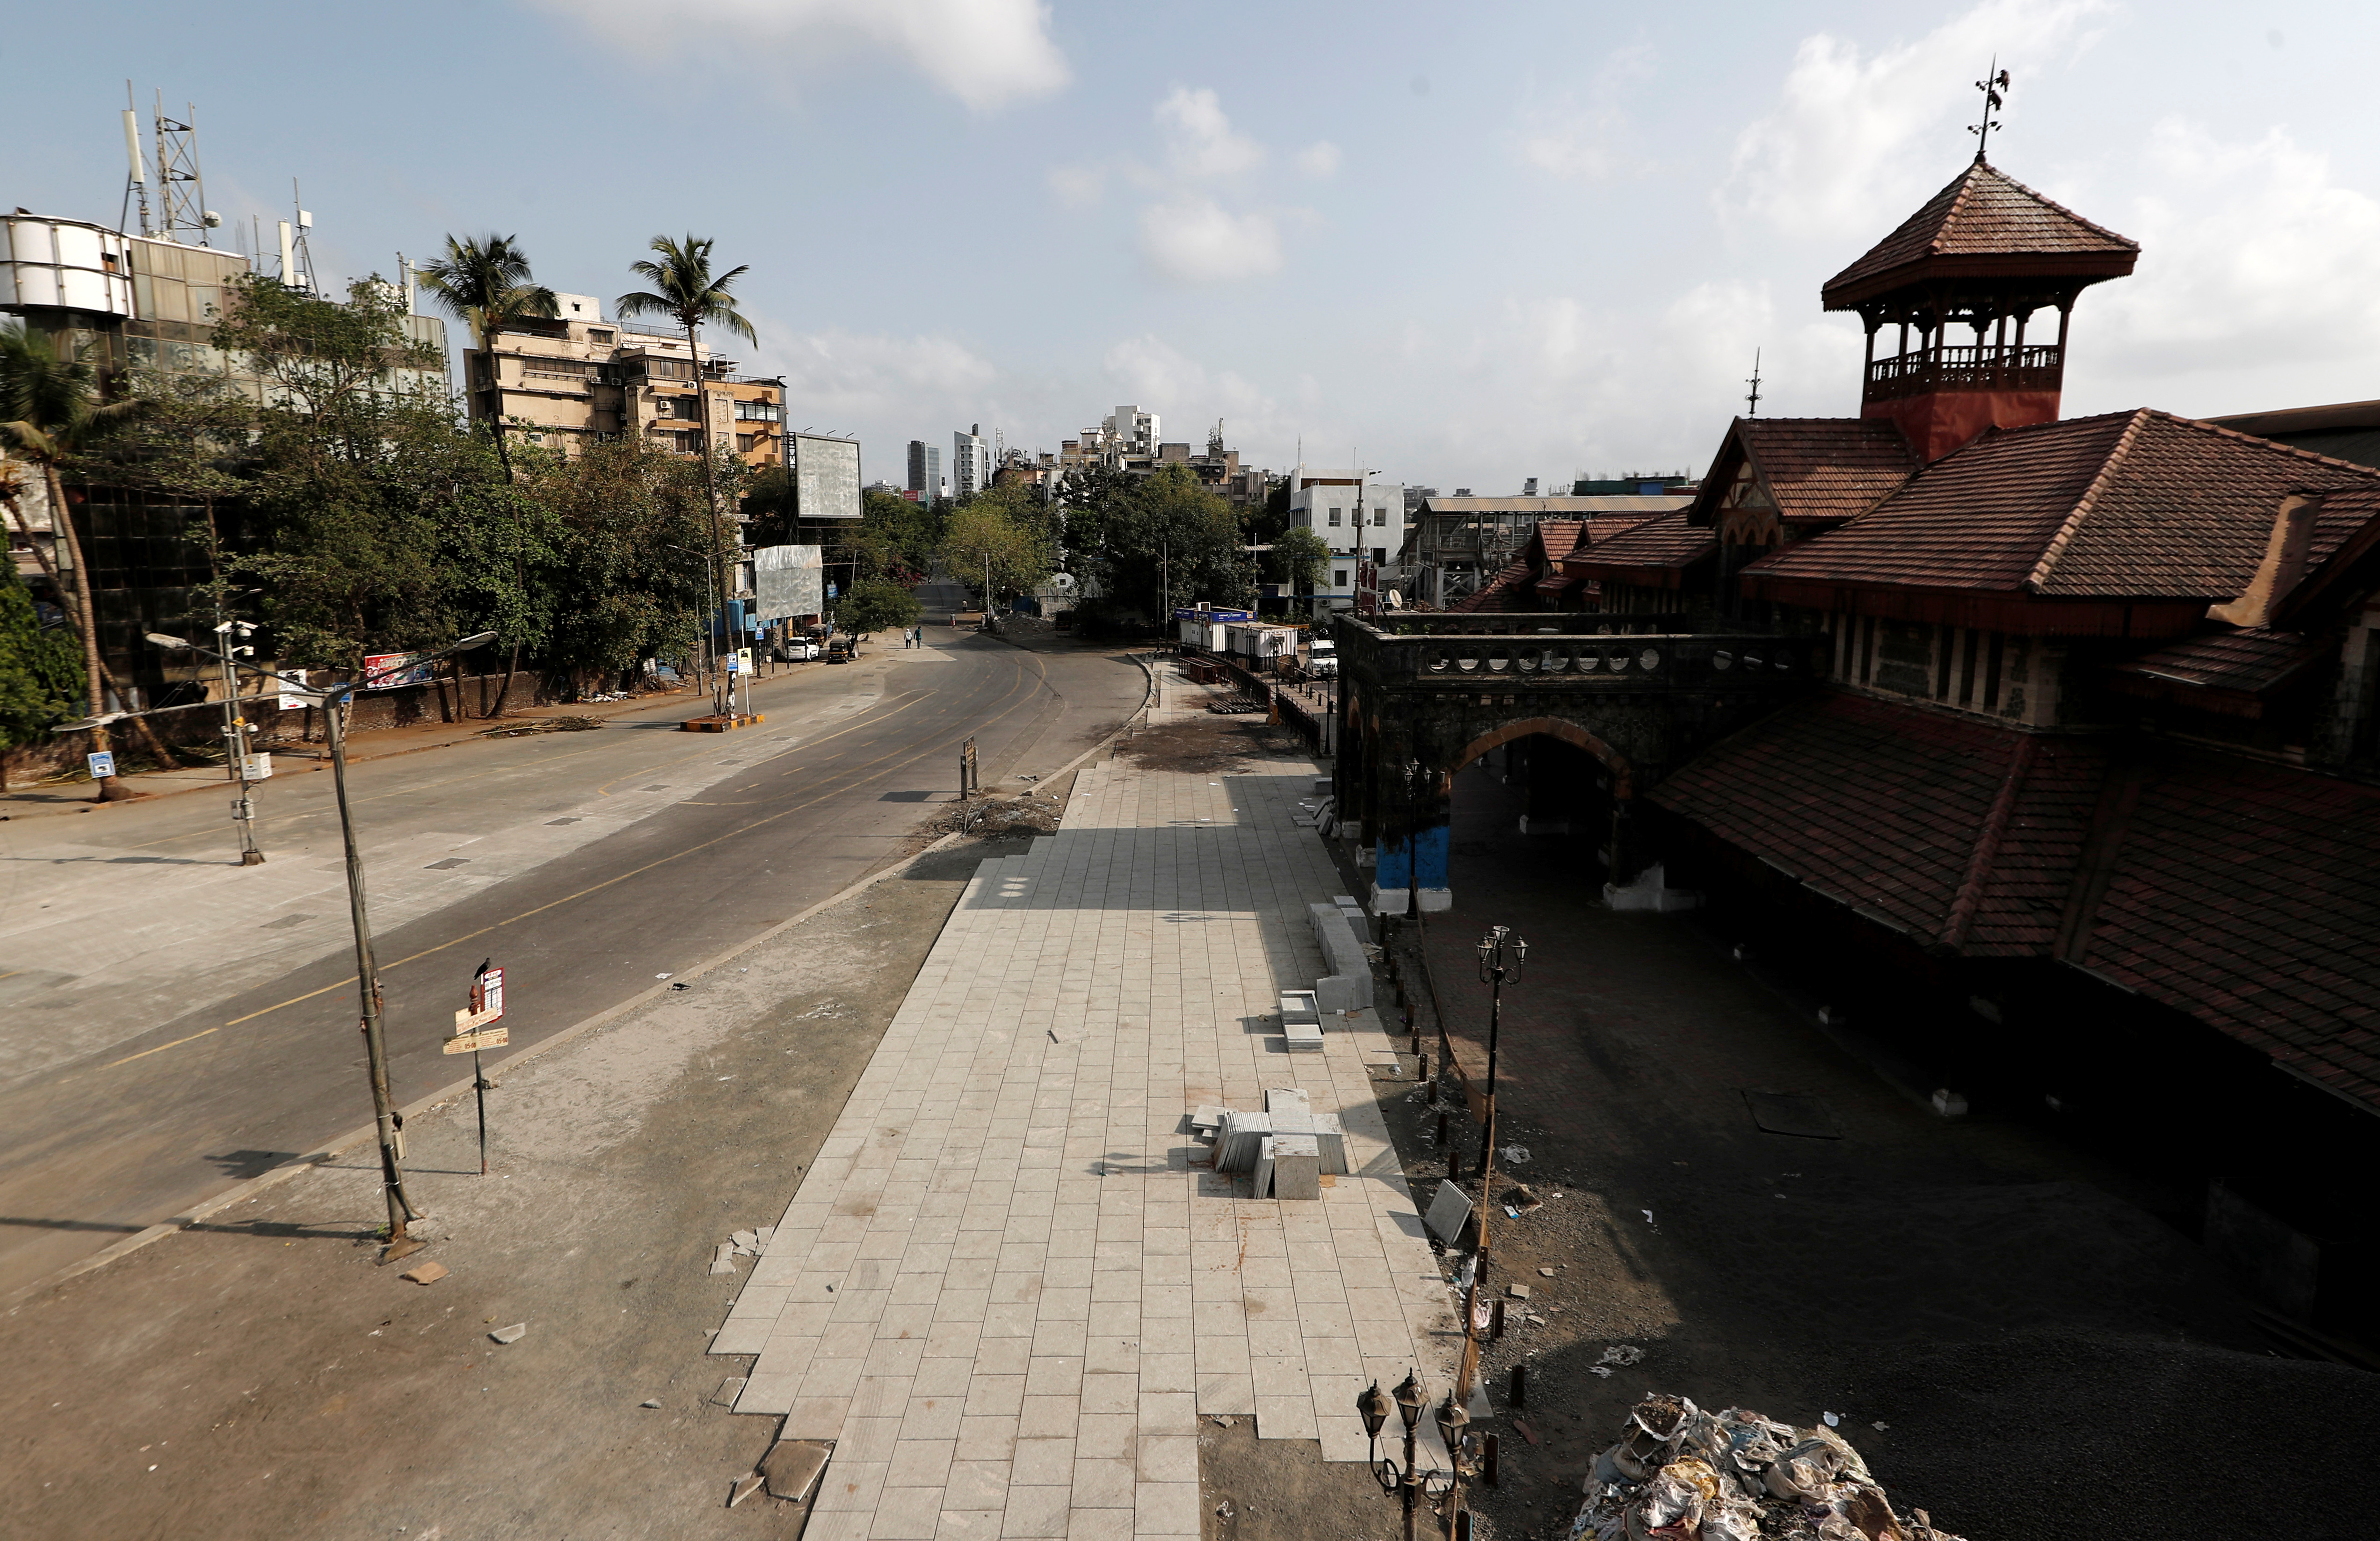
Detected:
left=120, top=82, right=152, bottom=237
left=1968, top=58, right=2009, bottom=163
left=1745, top=348, right=1763, bottom=417
left=281, top=178, right=318, bottom=291
left=153, top=91, right=218, bottom=245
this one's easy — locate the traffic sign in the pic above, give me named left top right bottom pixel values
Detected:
left=87, top=751, right=116, bottom=779
left=444, top=1025, right=509, bottom=1054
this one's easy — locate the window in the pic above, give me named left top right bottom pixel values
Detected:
left=1333, top=569, right=1348, bottom=588
left=588, top=329, right=614, bottom=344
left=736, top=433, right=758, bottom=453
left=734, top=398, right=783, bottom=422
left=1372, top=507, right=1387, bottom=526
left=1328, top=507, right=1342, bottom=527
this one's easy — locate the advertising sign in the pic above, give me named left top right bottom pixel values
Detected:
left=361, top=652, right=434, bottom=690
left=792, top=434, right=862, bottom=520
left=752, top=544, right=824, bottom=620
left=275, top=670, right=310, bottom=711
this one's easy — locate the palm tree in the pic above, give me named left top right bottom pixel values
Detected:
left=0, top=324, right=171, bottom=796
left=617, top=234, right=757, bottom=715
left=414, top=233, right=558, bottom=480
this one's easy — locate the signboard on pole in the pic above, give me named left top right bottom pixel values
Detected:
left=275, top=670, right=309, bottom=711
left=447, top=966, right=506, bottom=1051
left=753, top=544, right=824, bottom=621
left=361, top=653, right=434, bottom=690
left=87, top=751, right=116, bottom=779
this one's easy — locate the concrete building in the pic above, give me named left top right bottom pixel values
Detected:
left=1287, top=467, right=1405, bottom=619
left=460, top=296, right=784, bottom=471
left=906, top=440, right=943, bottom=500
left=952, top=426, right=993, bottom=498
left=1, top=211, right=449, bottom=700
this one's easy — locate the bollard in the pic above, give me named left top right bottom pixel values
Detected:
left=1489, top=1299, right=1505, bottom=1340
left=1484, top=1433, right=1500, bottom=1488
left=1435, top=1111, right=1449, bottom=1148
left=1510, top=1365, right=1527, bottom=1408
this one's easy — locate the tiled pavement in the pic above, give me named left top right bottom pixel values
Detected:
left=711, top=747, right=1467, bottom=1538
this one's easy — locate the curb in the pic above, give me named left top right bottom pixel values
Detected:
left=4, top=655, right=1155, bottom=1312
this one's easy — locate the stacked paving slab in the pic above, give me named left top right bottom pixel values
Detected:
left=711, top=749, right=1464, bottom=1540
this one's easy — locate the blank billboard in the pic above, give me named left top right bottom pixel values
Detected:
left=753, top=544, right=823, bottom=620
left=795, top=434, right=862, bottom=520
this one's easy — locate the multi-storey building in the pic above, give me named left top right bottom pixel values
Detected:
left=1286, top=468, right=1405, bottom=618
left=460, top=294, right=784, bottom=471
left=907, top=440, right=943, bottom=500
left=952, top=426, right=993, bottom=498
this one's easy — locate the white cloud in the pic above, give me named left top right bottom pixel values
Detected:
left=1046, top=164, right=1105, bottom=209
left=1720, top=0, right=2104, bottom=239
left=530, top=0, right=1068, bottom=111
left=1513, top=45, right=1654, bottom=181
left=1294, top=141, right=1341, bottom=178
left=756, top=328, right=999, bottom=428
left=1155, top=87, right=1265, bottom=178
left=1138, top=196, right=1282, bottom=284
left=1102, top=334, right=1292, bottom=447
left=2081, top=120, right=2380, bottom=405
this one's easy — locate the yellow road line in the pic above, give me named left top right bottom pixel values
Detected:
left=213, top=657, right=1039, bottom=1037
left=104, top=1027, right=218, bottom=1067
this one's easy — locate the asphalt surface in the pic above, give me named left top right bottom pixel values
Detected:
left=0, top=635, right=1144, bottom=1300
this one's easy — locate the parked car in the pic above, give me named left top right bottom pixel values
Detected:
left=1306, top=639, right=1339, bottom=678
left=776, top=637, right=821, bottom=662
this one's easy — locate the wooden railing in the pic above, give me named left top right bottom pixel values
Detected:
left=1866, top=342, right=2062, bottom=401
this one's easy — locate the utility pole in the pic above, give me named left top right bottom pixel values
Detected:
left=212, top=615, right=265, bottom=865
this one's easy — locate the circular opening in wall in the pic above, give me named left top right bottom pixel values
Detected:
left=1639, top=649, right=1661, bottom=671
left=1579, top=653, right=1601, bottom=671
left=1516, top=651, right=1538, bottom=672
left=1487, top=650, right=1510, bottom=672
left=1608, top=651, right=1631, bottom=672
left=1713, top=650, right=1734, bottom=670
left=1543, top=650, right=1571, bottom=672
left=1456, top=653, right=1479, bottom=672
left=1428, top=651, right=1451, bottom=672
left=1774, top=653, right=1792, bottom=670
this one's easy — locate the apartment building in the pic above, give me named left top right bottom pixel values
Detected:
left=907, top=440, right=944, bottom=500
left=952, top=426, right=993, bottom=498
left=461, top=293, right=785, bottom=470
left=1288, top=467, right=1406, bottom=618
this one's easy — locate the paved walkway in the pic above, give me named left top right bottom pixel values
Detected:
left=713, top=747, right=1466, bottom=1539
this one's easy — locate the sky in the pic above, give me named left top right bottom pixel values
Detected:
left=11, top=0, right=2380, bottom=493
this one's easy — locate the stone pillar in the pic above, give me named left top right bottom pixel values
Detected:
left=1371, top=757, right=1452, bottom=914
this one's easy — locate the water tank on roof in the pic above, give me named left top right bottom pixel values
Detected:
left=0, top=215, right=135, bottom=318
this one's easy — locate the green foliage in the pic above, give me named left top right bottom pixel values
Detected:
left=1270, top=526, right=1331, bottom=594
left=830, top=576, right=922, bottom=639
left=616, top=234, right=757, bottom=346
left=940, top=497, right=1052, bottom=606
left=521, top=437, right=716, bottom=684
left=414, top=233, right=559, bottom=348
left=0, top=558, right=79, bottom=750
left=1060, top=462, right=1249, bottom=623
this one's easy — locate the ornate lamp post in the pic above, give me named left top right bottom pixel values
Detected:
left=1435, top=1390, right=1475, bottom=1539
left=1455, top=925, right=1525, bottom=1408
left=1360, top=1371, right=1444, bottom=1541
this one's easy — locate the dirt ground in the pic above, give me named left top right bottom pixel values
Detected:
left=1354, top=760, right=2380, bottom=1541
left=0, top=833, right=1038, bottom=1541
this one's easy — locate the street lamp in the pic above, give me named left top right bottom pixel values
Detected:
left=147, top=629, right=496, bottom=1249
left=1451, top=925, right=1525, bottom=1412
left=1361, top=1371, right=1445, bottom=1541
left=1435, top=1392, right=1476, bottom=1539
left=145, top=625, right=267, bottom=865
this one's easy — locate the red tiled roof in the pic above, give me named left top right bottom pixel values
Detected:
left=1690, top=419, right=1919, bottom=527
left=1741, top=410, right=2380, bottom=602
left=1450, top=520, right=1627, bottom=611
left=1561, top=510, right=1716, bottom=585
left=1451, top=557, right=1535, bottom=613
left=1652, top=692, right=2380, bottom=1111
left=2103, top=628, right=2333, bottom=716
left=1821, top=159, right=2139, bottom=308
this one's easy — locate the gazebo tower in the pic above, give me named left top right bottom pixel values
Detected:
left=1821, top=158, right=2139, bottom=463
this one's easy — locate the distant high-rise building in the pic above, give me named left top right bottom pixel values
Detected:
left=953, top=425, right=993, bottom=498
left=907, top=440, right=943, bottom=500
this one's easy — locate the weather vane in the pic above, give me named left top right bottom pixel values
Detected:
left=1969, top=58, right=2010, bottom=162
left=1745, top=348, right=1763, bottom=417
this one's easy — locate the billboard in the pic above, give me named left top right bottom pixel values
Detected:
left=753, top=544, right=824, bottom=620
left=794, top=433, right=862, bottom=520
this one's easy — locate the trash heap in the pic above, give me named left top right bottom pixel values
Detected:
left=1567, top=1394, right=1963, bottom=1541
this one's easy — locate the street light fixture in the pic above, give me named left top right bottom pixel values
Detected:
left=1360, top=1370, right=1443, bottom=1541
left=1435, top=1392, right=1475, bottom=1539
left=1449, top=925, right=1525, bottom=1416
left=145, top=629, right=496, bottom=1249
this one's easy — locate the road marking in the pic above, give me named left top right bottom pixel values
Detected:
left=104, top=1027, right=218, bottom=1067
left=209, top=659, right=1045, bottom=1040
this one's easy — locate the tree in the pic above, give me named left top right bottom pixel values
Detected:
left=0, top=322, right=155, bottom=793
left=412, top=233, right=558, bottom=480
left=940, top=498, right=1052, bottom=610
left=0, top=540, right=80, bottom=789
left=1271, top=525, right=1330, bottom=598
left=1062, top=462, right=1249, bottom=626
left=830, top=577, right=922, bottom=641
left=523, top=436, right=713, bottom=693
left=617, top=235, right=757, bottom=711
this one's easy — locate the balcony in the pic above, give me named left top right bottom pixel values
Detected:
left=1865, top=341, right=2062, bottom=402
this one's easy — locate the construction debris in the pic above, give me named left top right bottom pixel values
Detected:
left=1567, top=1394, right=1963, bottom=1541
left=488, top=1323, right=527, bottom=1345
left=398, top=1261, right=449, bottom=1286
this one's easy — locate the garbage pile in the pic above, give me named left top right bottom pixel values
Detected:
left=1567, top=1394, right=1962, bottom=1541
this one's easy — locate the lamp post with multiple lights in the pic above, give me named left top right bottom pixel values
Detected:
left=1358, top=1372, right=1481, bottom=1540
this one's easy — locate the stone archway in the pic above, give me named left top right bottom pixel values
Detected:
left=1450, top=716, right=1637, bottom=799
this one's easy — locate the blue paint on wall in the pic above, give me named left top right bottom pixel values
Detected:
left=1412, top=823, right=1451, bottom=889
left=1374, top=823, right=1451, bottom=889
